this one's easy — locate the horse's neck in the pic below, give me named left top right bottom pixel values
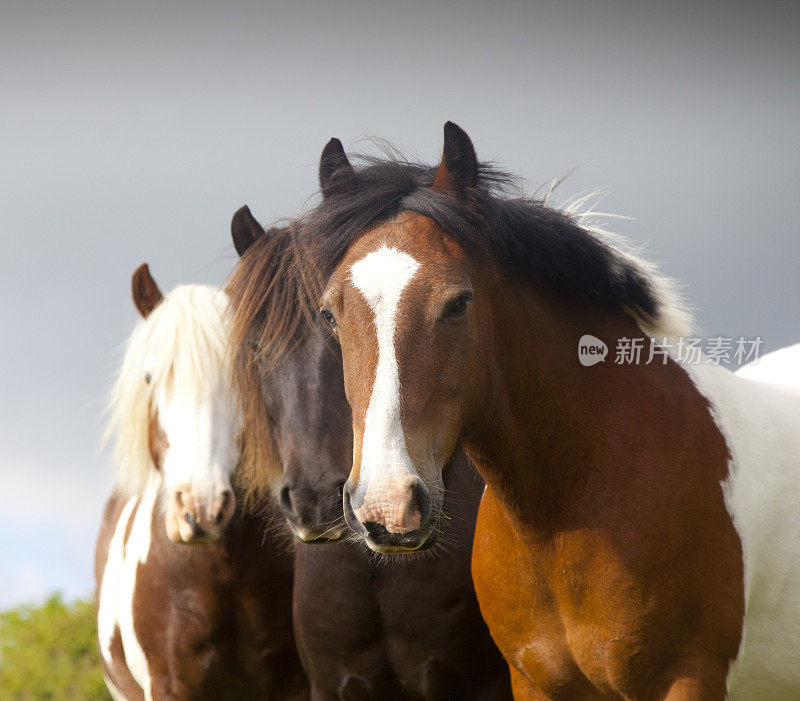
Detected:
left=465, top=281, right=727, bottom=536
left=225, top=496, right=293, bottom=566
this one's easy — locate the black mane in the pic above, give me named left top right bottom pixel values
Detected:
left=300, top=153, right=664, bottom=325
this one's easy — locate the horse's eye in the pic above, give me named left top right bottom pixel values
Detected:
left=443, top=293, right=473, bottom=320
left=144, top=372, right=152, bottom=384
left=320, top=309, right=338, bottom=330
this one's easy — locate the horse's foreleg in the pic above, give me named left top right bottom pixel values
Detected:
left=660, top=670, right=728, bottom=701
left=149, top=674, right=191, bottom=700
left=509, top=664, right=549, bottom=700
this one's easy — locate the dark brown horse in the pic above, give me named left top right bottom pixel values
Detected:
left=97, top=265, right=308, bottom=700
left=227, top=207, right=512, bottom=700
left=302, top=125, right=800, bottom=699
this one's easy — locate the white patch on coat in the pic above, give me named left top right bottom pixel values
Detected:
left=736, top=342, right=800, bottom=395
left=97, top=475, right=160, bottom=700
left=674, top=353, right=800, bottom=698
left=97, top=496, right=138, bottom=664
left=349, top=246, right=421, bottom=531
left=102, top=673, right=127, bottom=701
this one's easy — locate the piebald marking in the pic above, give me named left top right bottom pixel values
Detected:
left=350, top=245, right=421, bottom=533
left=97, top=475, right=160, bottom=700
left=735, top=342, right=800, bottom=394
left=97, top=497, right=137, bottom=663
left=676, top=350, right=800, bottom=697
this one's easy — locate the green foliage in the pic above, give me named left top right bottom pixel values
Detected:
left=0, top=594, right=111, bottom=700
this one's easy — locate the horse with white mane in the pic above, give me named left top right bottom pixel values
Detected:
left=95, top=264, right=307, bottom=700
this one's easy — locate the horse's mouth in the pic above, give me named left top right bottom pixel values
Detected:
left=173, top=529, right=221, bottom=545
left=362, top=528, right=438, bottom=554
left=288, top=521, right=348, bottom=544
left=181, top=534, right=219, bottom=545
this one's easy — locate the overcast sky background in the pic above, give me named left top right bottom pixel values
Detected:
left=1, top=1, right=798, bottom=608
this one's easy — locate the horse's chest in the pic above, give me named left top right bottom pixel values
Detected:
left=472, top=491, right=648, bottom=698
left=97, top=489, right=159, bottom=700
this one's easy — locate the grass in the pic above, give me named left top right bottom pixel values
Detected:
left=0, top=594, right=111, bottom=700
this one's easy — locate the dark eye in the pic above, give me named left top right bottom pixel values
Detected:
left=443, top=293, right=473, bottom=320
left=320, top=309, right=337, bottom=330
left=144, top=372, right=152, bottom=384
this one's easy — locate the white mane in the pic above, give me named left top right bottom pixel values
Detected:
left=544, top=185, right=695, bottom=338
left=106, top=285, right=233, bottom=496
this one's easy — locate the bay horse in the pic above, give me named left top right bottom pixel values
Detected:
left=96, top=264, right=308, bottom=700
left=227, top=206, right=512, bottom=700
left=303, top=124, right=800, bottom=699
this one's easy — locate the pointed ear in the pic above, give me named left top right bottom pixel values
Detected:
left=132, top=263, right=163, bottom=318
left=231, top=205, right=264, bottom=257
left=319, top=138, right=355, bottom=198
left=431, top=121, right=478, bottom=194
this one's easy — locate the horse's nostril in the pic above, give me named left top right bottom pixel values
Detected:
left=214, top=509, right=224, bottom=524
left=363, top=521, right=388, bottom=541
left=184, top=511, right=195, bottom=525
left=411, top=481, right=430, bottom=521
left=279, top=486, right=293, bottom=514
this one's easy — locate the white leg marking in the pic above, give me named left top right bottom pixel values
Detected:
left=350, top=246, right=422, bottom=532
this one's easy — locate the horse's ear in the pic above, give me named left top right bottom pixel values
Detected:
left=132, top=263, right=163, bottom=318
left=431, top=121, right=478, bottom=194
left=231, top=205, right=264, bottom=257
left=319, top=138, right=355, bottom=198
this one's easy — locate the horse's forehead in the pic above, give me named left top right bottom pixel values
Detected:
left=152, top=370, right=231, bottom=418
left=336, top=213, right=470, bottom=292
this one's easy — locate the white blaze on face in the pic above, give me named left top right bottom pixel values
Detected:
left=155, top=382, right=239, bottom=523
left=350, top=245, right=422, bottom=533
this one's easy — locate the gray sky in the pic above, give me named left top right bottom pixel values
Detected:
left=1, top=0, right=798, bottom=608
